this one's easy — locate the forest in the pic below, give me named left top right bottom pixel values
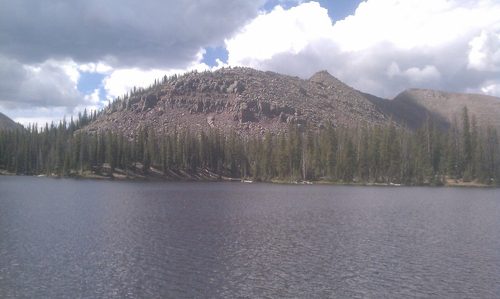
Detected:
left=0, top=107, right=499, bottom=186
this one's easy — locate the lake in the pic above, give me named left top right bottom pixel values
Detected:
left=1, top=176, right=499, bottom=298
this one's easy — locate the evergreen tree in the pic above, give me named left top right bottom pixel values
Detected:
left=462, top=106, right=473, bottom=180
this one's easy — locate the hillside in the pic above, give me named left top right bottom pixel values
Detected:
left=0, top=112, right=22, bottom=131
left=83, top=67, right=390, bottom=137
left=3, top=68, right=499, bottom=185
left=392, top=89, right=500, bottom=128
left=81, top=67, right=500, bottom=136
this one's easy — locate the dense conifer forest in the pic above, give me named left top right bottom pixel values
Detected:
left=1, top=107, right=499, bottom=186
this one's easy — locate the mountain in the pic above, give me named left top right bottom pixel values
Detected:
left=82, top=67, right=500, bottom=136
left=0, top=112, right=22, bottom=131
left=83, top=67, right=391, bottom=137
left=367, top=88, right=500, bottom=130
left=392, top=89, right=500, bottom=129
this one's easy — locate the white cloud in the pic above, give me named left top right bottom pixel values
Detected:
left=226, top=3, right=332, bottom=65
left=330, top=0, right=499, bottom=52
left=387, top=62, right=441, bottom=83
left=404, top=65, right=442, bottom=83
left=37, top=59, right=81, bottom=84
left=1, top=49, right=227, bottom=125
left=102, top=50, right=225, bottom=100
left=0, top=56, right=82, bottom=109
left=78, top=62, right=113, bottom=74
left=225, top=0, right=500, bottom=98
left=9, top=88, right=106, bottom=126
left=5, top=0, right=500, bottom=126
left=468, top=29, right=500, bottom=71
left=0, top=56, right=113, bottom=125
left=84, top=88, right=101, bottom=105
left=480, top=81, right=500, bottom=97
left=11, top=107, right=75, bottom=126
left=103, top=68, right=166, bottom=100
left=1, top=0, right=267, bottom=125
left=80, top=88, right=104, bottom=111
left=6, top=95, right=103, bottom=127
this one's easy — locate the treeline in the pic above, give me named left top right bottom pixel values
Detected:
left=1, top=107, right=499, bottom=185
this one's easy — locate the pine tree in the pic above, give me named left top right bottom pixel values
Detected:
left=462, top=106, right=473, bottom=180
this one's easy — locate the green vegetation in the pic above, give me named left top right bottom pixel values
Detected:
left=1, top=107, right=499, bottom=186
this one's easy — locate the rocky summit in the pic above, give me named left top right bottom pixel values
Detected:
left=82, top=67, right=500, bottom=137
left=83, top=67, right=390, bottom=137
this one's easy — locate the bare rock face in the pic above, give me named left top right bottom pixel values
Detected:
left=141, top=94, right=158, bottom=112
left=81, top=67, right=393, bottom=137
left=228, top=80, right=244, bottom=94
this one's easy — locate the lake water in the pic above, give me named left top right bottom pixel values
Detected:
left=0, top=176, right=499, bottom=298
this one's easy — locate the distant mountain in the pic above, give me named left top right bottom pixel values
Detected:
left=393, top=89, right=500, bottom=129
left=0, top=112, right=22, bottom=131
left=367, top=89, right=500, bottom=130
left=82, top=67, right=500, bottom=136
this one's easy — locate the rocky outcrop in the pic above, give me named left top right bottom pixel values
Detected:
left=82, top=67, right=392, bottom=137
left=141, top=94, right=159, bottom=111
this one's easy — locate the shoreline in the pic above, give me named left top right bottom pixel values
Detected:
left=1, top=169, right=497, bottom=188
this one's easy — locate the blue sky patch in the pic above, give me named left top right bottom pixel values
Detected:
left=202, top=46, right=229, bottom=67
left=77, top=72, right=106, bottom=95
left=262, top=0, right=302, bottom=11
left=317, top=0, right=361, bottom=22
left=262, top=0, right=361, bottom=22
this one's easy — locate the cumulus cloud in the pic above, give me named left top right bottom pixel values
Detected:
left=0, top=56, right=110, bottom=125
left=468, top=30, right=500, bottom=72
left=477, top=80, right=500, bottom=97
left=0, top=0, right=265, bottom=68
left=0, top=47, right=222, bottom=125
left=0, top=0, right=266, bottom=124
left=227, top=3, right=332, bottom=65
left=388, top=63, right=441, bottom=83
left=82, top=88, right=102, bottom=111
left=0, top=56, right=82, bottom=109
left=225, top=0, right=500, bottom=98
left=3, top=0, right=500, bottom=125
left=102, top=51, right=226, bottom=100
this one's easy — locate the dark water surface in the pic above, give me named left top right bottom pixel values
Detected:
left=1, top=176, right=499, bottom=298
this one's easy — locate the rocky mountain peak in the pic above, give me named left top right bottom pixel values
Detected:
left=82, top=67, right=389, bottom=137
left=309, top=69, right=332, bottom=79
left=309, top=70, right=336, bottom=85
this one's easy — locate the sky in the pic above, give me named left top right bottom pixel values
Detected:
left=1, top=0, right=500, bottom=125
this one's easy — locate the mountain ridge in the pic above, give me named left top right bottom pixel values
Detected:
left=395, top=88, right=500, bottom=128
left=81, top=67, right=500, bottom=136
left=0, top=112, right=22, bottom=131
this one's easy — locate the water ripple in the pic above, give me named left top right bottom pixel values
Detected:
left=1, top=177, right=499, bottom=298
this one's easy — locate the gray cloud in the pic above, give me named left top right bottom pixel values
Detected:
left=0, top=56, right=81, bottom=109
left=0, top=0, right=266, bottom=118
left=0, top=0, right=265, bottom=68
left=253, top=40, right=500, bottom=99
